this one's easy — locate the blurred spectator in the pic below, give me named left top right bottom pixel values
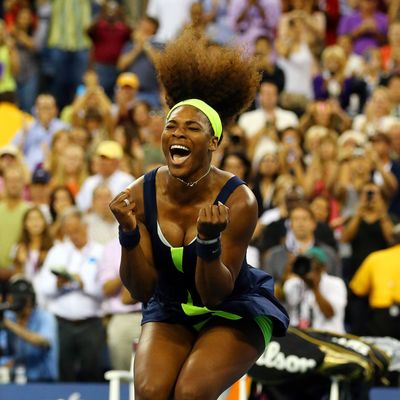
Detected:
left=386, top=72, right=400, bottom=118
left=11, top=94, right=69, bottom=172
left=29, top=167, right=51, bottom=221
left=76, top=140, right=133, bottom=212
left=263, top=203, right=341, bottom=285
left=380, top=20, right=400, bottom=73
left=182, top=2, right=209, bottom=36
left=215, top=123, right=248, bottom=165
left=363, top=47, right=387, bottom=94
left=11, top=6, right=38, bottom=112
left=87, top=0, right=131, bottom=99
left=278, top=0, right=326, bottom=58
left=313, top=45, right=368, bottom=115
left=35, top=207, right=104, bottom=382
left=12, top=206, right=53, bottom=282
left=352, top=86, right=397, bottom=137
left=50, top=143, right=88, bottom=198
left=0, top=144, right=30, bottom=198
left=238, top=80, right=298, bottom=163
left=252, top=36, right=285, bottom=94
left=349, top=224, right=400, bottom=338
left=113, top=123, right=144, bottom=178
left=99, top=238, right=142, bottom=371
left=388, top=121, right=400, bottom=159
left=0, top=277, right=58, bottom=382
left=370, top=132, right=400, bottom=218
left=47, top=0, right=92, bottom=109
left=276, top=12, right=315, bottom=101
left=117, top=15, right=161, bottom=108
left=146, top=0, right=195, bottom=44
left=299, top=99, right=352, bottom=134
left=341, top=182, right=394, bottom=284
left=0, top=91, right=33, bottom=147
left=337, top=34, right=365, bottom=77
left=0, top=166, right=30, bottom=285
left=68, top=70, right=113, bottom=138
left=304, top=130, right=339, bottom=200
left=283, top=247, right=347, bottom=332
left=337, top=0, right=388, bottom=56
left=227, top=0, right=280, bottom=53
left=0, top=19, right=19, bottom=96
left=48, top=186, right=75, bottom=241
left=43, top=129, right=71, bottom=181
left=251, top=149, right=281, bottom=217
left=112, top=72, right=140, bottom=125
left=84, top=184, right=118, bottom=245
left=128, top=100, right=152, bottom=142
left=219, top=151, right=252, bottom=183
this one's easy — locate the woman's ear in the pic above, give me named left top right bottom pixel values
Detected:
left=208, top=136, right=219, bottom=151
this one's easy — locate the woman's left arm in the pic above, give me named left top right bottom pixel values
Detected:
left=195, top=185, right=258, bottom=307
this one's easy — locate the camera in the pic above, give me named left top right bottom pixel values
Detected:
left=292, top=255, right=312, bottom=277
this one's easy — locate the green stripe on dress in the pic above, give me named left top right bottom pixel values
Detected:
left=181, top=303, right=241, bottom=320
left=254, top=315, right=273, bottom=347
left=171, top=247, right=184, bottom=272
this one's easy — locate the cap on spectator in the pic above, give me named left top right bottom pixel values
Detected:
left=96, top=140, right=123, bottom=160
left=338, top=130, right=366, bottom=147
left=8, top=276, right=35, bottom=296
left=32, top=168, right=51, bottom=184
left=0, top=144, right=19, bottom=157
left=116, top=72, right=139, bottom=89
left=306, top=246, right=328, bottom=265
left=370, top=132, right=391, bottom=144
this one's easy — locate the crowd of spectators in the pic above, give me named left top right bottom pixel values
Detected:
left=0, top=0, right=400, bottom=387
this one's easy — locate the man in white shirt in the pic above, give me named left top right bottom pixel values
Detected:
left=238, top=80, right=298, bottom=164
left=35, top=207, right=105, bottom=381
left=76, top=140, right=134, bottom=212
left=283, top=247, right=347, bottom=333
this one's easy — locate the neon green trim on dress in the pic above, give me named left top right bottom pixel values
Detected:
left=171, top=247, right=184, bottom=272
left=254, top=316, right=273, bottom=347
left=181, top=303, right=242, bottom=320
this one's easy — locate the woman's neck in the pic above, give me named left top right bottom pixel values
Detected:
left=29, top=236, right=42, bottom=249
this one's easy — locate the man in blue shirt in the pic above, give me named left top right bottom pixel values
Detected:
left=0, top=277, right=58, bottom=382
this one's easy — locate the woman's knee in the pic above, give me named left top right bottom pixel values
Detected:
left=174, top=377, right=220, bottom=400
left=134, top=377, right=172, bottom=400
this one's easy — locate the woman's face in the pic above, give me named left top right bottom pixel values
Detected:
left=162, top=106, right=216, bottom=179
left=62, top=146, right=84, bottom=174
left=25, top=209, right=46, bottom=236
left=310, top=197, right=329, bottom=222
left=53, top=189, right=73, bottom=215
left=133, top=103, right=151, bottom=127
left=319, top=139, right=336, bottom=161
left=258, top=153, right=279, bottom=177
left=222, top=155, right=246, bottom=180
left=53, top=132, right=70, bottom=154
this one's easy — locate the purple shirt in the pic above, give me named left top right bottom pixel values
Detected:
left=337, top=11, right=388, bottom=55
left=227, top=0, right=281, bottom=53
left=98, top=238, right=142, bottom=314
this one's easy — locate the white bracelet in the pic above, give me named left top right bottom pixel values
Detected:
left=196, top=235, right=220, bottom=245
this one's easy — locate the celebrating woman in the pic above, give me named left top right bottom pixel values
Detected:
left=110, top=30, right=288, bottom=400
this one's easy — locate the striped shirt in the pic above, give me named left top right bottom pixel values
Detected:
left=48, top=0, right=92, bottom=51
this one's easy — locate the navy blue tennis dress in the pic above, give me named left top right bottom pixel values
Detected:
left=141, top=168, right=289, bottom=339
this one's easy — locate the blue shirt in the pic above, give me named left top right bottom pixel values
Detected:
left=0, top=308, right=59, bottom=382
left=12, top=118, right=69, bottom=171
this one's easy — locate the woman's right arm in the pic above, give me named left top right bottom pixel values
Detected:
left=109, top=181, right=158, bottom=303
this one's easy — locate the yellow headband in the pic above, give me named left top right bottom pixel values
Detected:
left=166, top=99, right=223, bottom=141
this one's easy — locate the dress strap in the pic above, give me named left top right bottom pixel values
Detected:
left=214, top=176, right=245, bottom=205
left=143, top=168, right=159, bottom=232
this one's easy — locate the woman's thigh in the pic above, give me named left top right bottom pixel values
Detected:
left=174, top=318, right=265, bottom=400
left=134, top=322, right=195, bottom=400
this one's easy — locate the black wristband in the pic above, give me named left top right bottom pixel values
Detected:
left=119, top=225, right=140, bottom=249
left=196, top=235, right=221, bottom=261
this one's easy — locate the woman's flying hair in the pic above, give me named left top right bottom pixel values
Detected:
left=156, top=30, right=261, bottom=126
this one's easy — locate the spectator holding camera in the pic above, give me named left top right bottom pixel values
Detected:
left=263, top=203, right=341, bottom=292
left=283, top=247, right=347, bottom=332
left=0, top=276, right=58, bottom=382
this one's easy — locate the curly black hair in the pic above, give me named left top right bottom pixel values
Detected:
left=156, top=30, right=261, bottom=126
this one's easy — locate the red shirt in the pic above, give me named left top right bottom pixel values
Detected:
left=88, top=19, right=131, bottom=64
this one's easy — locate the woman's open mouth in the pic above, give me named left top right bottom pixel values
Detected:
left=169, top=145, right=191, bottom=165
